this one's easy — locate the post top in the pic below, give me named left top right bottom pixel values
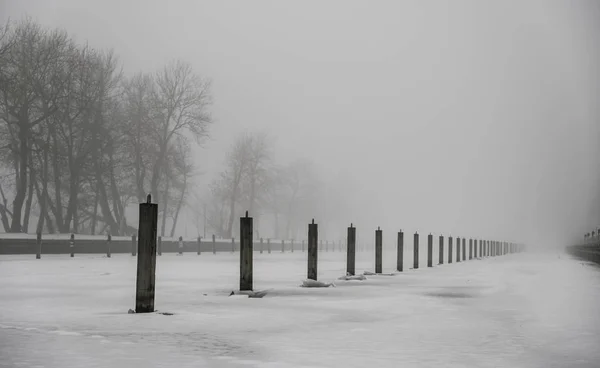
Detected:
left=245, top=210, right=249, bottom=217
left=147, top=194, right=151, bottom=203
left=350, top=223, right=353, bottom=228
left=377, top=226, right=380, bottom=231
left=312, top=219, right=314, bottom=224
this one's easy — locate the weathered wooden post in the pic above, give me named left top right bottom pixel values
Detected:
left=469, top=238, right=472, bottom=260
left=427, top=233, right=433, bottom=267
left=178, top=236, right=184, bottom=255
left=260, top=238, right=264, bottom=254
left=197, top=237, right=201, bottom=255
left=240, top=211, right=253, bottom=291
left=212, top=234, right=216, bottom=254
left=307, top=219, right=318, bottom=281
left=448, top=236, right=453, bottom=263
left=474, top=239, right=478, bottom=258
left=347, top=224, right=356, bottom=276
left=70, top=233, right=75, bottom=257
left=267, top=238, right=271, bottom=253
left=135, top=194, right=158, bottom=313
left=413, top=232, right=419, bottom=269
left=36, top=232, right=42, bottom=259
left=397, top=230, right=404, bottom=272
left=456, top=237, right=461, bottom=262
left=107, top=233, right=112, bottom=258
left=157, top=236, right=162, bottom=256
left=281, top=239, right=284, bottom=253
left=462, top=237, right=466, bottom=261
left=438, top=235, right=444, bottom=265
left=375, top=227, right=383, bottom=274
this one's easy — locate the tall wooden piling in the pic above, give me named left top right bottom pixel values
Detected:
left=375, top=227, right=382, bottom=274
left=347, top=224, right=356, bottom=276
left=307, top=219, right=318, bottom=281
left=448, top=236, right=453, bottom=263
left=239, top=211, right=253, bottom=291
left=107, top=233, right=112, bottom=258
left=178, top=236, right=184, bottom=255
left=397, top=231, right=404, bottom=272
left=438, top=235, right=444, bottom=265
left=70, top=233, right=75, bottom=257
left=469, top=238, right=472, bottom=260
left=475, top=239, right=478, bottom=258
left=197, top=237, right=202, bottom=255
left=462, top=238, right=466, bottom=261
left=135, top=195, right=158, bottom=313
left=456, top=237, right=461, bottom=262
left=427, top=233, right=433, bottom=267
left=158, top=236, right=162, bottom=256
left=413, top=232, right=419, bottom=269
left=212, top=234, right=216, bottom=254
left=36, top=232, right=42, bottom=259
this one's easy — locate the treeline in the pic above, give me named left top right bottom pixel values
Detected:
left=0, top=18, right=212, bottom=236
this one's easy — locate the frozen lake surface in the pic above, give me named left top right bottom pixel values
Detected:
left=1, top=250, right=599, bottom=367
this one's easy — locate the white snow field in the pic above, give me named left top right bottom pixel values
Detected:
left=1, top=250, right=599, bottom=368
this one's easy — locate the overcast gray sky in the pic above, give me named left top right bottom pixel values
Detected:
left=2, top=0, right=599, bottom=248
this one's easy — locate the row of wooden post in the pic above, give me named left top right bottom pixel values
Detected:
left=134, top=201, right=526, bottom=313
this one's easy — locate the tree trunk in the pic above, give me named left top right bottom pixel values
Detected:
left=10, top=122, right=29, bottom=232
left=23, top=154, right=35, bottom=233
left=160, top=177, right=169, bottom=237
left=91, top=180, right=99, bottom=235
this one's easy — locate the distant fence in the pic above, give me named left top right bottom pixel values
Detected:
left=0, top=233, right=346, bottom=255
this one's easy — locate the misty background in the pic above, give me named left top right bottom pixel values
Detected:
left=1, top=0, right=599, bottom=250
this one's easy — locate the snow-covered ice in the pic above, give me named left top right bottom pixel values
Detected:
left=1, top=249, right=599, bottom=367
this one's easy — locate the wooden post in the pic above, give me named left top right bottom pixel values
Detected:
left=307, top=219, right=318, bottom=281
left=474, top=239, right=478, bottom=258
left=107, top=233, right=112, bottom=258
left=36, top=232, right=42, bottom=259
left=157, top=236, right=162, bottom=256
left=281, top=239, right=284, bottom=253
left=438, top=235, right=444, bottom=265
left=70, top=233, right=75, bottom=257
left=397, top=230, right=404, bottom=272
left=448, top=236, right=453, bottom=263
left=178, top=236, right=184, bottom=255
left=212, top=234, right=216, bottom=254
left=267, top=238, right=271, bottom=253
left=129, top=234, right=134, bottom=256
left=413, top=232, right=419, bottom=269
left=469, top=238, right=472, bottom=260
left=231, top=237, right=235, bottom=253
left=427, top=233, right=433, bottom=267
left=135, top=195, right=158, bottom=313
left=197, top=237, right=201, bottom=255
left=462, top=237, right=466, bottom=261
left=260, top=238, right=264, bottom=254
left=291, top=239, right=294, bottom=253
left=456, top=237, right=461, bottom=262
left=375, top=227, right=382, bottom=274
left=240, top=211, right=253, bottom=291
left=347, top=224, right=356, bottom=276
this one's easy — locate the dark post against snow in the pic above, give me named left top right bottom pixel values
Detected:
left=438, top=235, right=444, bottom=265
left=448, top=236, right=453, bottom=263
left=268, top=238, right=271, bottom=254
left=427, top=233, right=433, bottom=267
left=107, top=233, right=112, bottom=258
left=135, top=195, right=158, bottom=313
left=281, top=239, right=285, bottom=253
left=197, top=237, right=201, bottom=255
left=158, top=236, right=162, bottom=256
left=260, top=238, right=264, bottom=254
left=347, top=224, right=356, bottom=276
left=462, top=237, right=466, bottom=261
left=469, top=238, right=472, bottom=260
left=397, top=231, right=404, bottom=272
left=375, top=227, right=383, bottom=274
left=130, top=234, right=135, bottom=256
left=456, top=237, right=461, bottom=262
left=291, top=239, right=294, bottom=253
left=240, top=211, right=253, bottom=291
left=231, top=237, right=235, bottom=253
left=179, top=236, right=184, bottom=255
left=70, top=233, right=75, bottom=257
left=413, top=232, right=419, bottom=269
left=36, top=232, right=42, bottom=259
left=212, top=234, right=216, bottom=254
left=475, top=239, right=478, bottom=258
left=307, top=219, right=318, bottom=281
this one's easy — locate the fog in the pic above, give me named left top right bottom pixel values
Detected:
left=1, top=0, right=599, bottom=249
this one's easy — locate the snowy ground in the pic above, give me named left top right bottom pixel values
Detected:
left=1, top=249, right=599, bottom=368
